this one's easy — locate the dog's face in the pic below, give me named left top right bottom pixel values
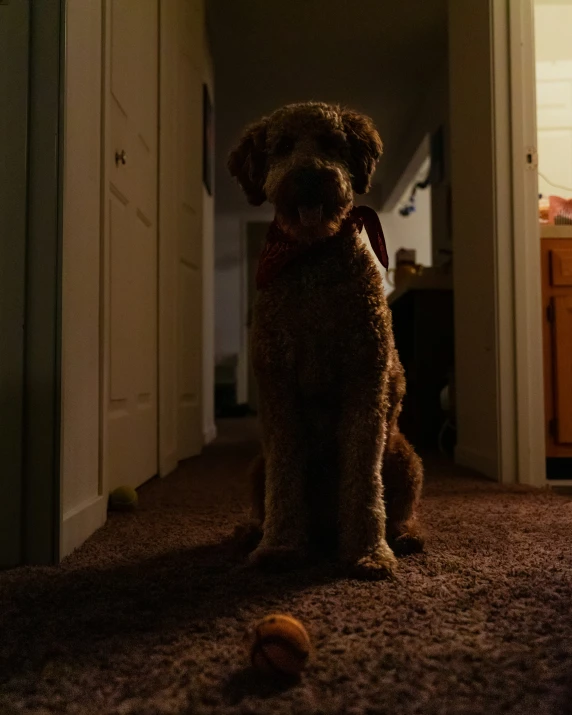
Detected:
left=228, top=102, right=383, bottom=240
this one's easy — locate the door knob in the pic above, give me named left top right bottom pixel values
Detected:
left=115, top=150, right=127, bottom=166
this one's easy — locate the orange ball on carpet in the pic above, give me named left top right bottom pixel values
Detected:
left=247, top=614, right=311, bottom=677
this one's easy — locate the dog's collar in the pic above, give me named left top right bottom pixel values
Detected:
left=256, top=205, right=389, bottom=290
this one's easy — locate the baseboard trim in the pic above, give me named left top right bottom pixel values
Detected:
left=455, top=445, right=498, bottom=480
left=61, top=494, right=107, bottom=560
left=203, top=423, right=218, bottom=445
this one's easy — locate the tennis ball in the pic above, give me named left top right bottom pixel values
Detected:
left=247, top=614, right=311, bottom=677
left=108, top=486, right=138, bottom=512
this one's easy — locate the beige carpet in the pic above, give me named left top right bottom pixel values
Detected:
left=1, top=418, right=572, bottom=715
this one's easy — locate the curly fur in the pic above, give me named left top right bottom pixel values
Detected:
left=229, top=102, right=423, bottom=580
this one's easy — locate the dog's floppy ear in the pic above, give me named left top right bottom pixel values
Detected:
left=228, top=118, right=268, bottom=206
left=341, top=109, right=383, bottom=195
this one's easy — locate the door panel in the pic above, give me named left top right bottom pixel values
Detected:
left=550, top=248, right=572, bottom=287
left=158, top=0, right=204, bottom=472
left=105, top=0, right=158, bottom=491
left=109, top=195, right=133, bottom=401
left=110, top=1, right=135, bottom=119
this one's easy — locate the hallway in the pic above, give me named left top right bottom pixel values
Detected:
left=1, top=419, right=571, bottom=714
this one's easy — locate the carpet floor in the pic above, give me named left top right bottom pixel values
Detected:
left=1, top=418, right=572, bottom=715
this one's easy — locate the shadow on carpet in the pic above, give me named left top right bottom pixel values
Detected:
left=1, top=422, right=572, bottom=714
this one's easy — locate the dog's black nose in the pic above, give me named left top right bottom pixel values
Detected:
left=295, top=167, right=321, bottom=192
left=294, top=167, right=328, bottom=201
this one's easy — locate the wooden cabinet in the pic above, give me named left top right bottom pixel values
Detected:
left=389, top=287, right=454, bottom=450
left=541, top=231, right=572, bottom=458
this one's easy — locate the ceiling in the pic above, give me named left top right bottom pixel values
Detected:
left=207, top=0, right=447, bottom=213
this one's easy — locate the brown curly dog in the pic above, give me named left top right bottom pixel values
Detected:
left=228, top=101, right=423, bottom=580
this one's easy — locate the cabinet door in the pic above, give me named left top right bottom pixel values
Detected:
left=554, top=295, right=572, bottom=444
left=550, top=248, right=572, bottom=287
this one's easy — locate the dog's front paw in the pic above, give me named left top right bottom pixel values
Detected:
left=248, top=545, right=306, bottom=573
left=390, top=532, right=424, bottom=557
left=233, top=519, right=263, bottom=555
left=346, top=546, right=398, bottom=581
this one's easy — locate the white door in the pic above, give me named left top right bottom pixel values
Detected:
left=103, top=0, right=158, bottom=490
left=159, top=0, right=204, bottom=465
left=537, top=60, right=572, bottom=200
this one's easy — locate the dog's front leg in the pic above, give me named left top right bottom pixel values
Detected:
left=248, top=380, right=309, bottom=571
left=337, top=372, right=397, bottom=580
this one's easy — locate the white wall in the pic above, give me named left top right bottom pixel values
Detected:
left=379, top=67, right=448, bottom=212
left=378, top=158, right=432, bottom=293
left=60, top=0, right=106, bottom=558
left=375, top=73, right=451, bottom=274
left=535, top=1, right=572, bottom=62
left=535, top=1, right=572, bottom=200
left=202, top=31, right=216, bottom=443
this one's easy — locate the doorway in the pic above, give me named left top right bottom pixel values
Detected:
left=534, top=0, right=572, bottom=482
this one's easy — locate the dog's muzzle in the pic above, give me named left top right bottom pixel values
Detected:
left=286, top=165, right=349, bottom=227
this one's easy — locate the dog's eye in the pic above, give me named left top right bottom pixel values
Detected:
left=275, top=137, right=294, bottom=155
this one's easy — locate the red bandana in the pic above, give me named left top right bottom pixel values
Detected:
left=256, top=205, right=389, bottom=290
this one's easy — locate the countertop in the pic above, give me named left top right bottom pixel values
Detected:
left=386, top=267, right=453, bottom=306
left=540, top=225, right=572, bottom=238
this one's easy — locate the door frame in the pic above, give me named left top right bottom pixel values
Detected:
left=1, top=0, right=29, bottom=568
left=6, top=0, right=209, bottom=564
left=0, top=0, right=65, bottom=567
left=505, top=0, right=545, bottom=487
left=24, top=0, right=66, bottom=564
left=492, top=0, right=545, bottom=488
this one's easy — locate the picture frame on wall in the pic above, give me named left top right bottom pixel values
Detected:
left=202, top=83, right=213, bottom=196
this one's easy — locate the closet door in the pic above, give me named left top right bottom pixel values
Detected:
left=104, top=0, right=159, bottom=490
